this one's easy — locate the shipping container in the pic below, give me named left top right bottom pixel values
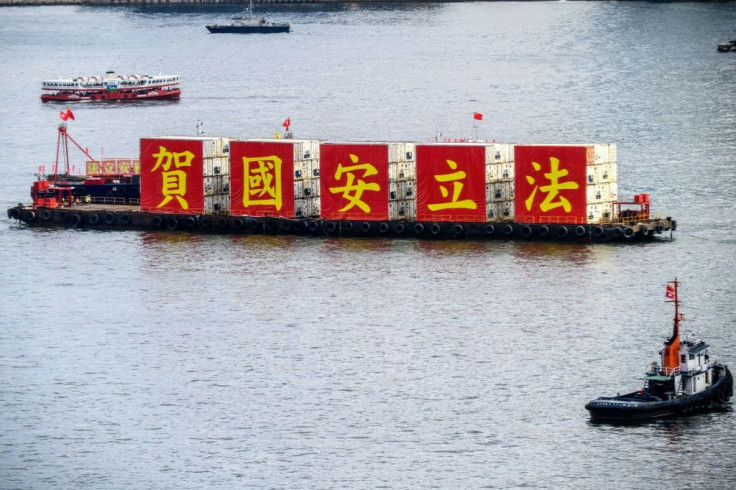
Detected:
left=389, top=199, right=417, bottom=221
left=389, top=160, right=417, bottom=182
left=203, top=156, right=230, bottom=177
left=486, top=181, right=515, bottom=202
left=488, top=201, right=515, bottom=221
left=485, top=143, right=515, bottom=164
left=387, top=142, right=416, bottom=163
left=204, top=193, right=230, bottom=214
left=294, top=197, right=320, bottom=218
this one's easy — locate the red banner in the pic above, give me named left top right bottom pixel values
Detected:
left=140, top=138, right=204, bottom=214
left=514, top=145, right=587, bottom=224
left=415, top=145, right=486, bottom=222
left=230, top=141, right=295, bottom=217
left=319, top=144, right=388, bottom=220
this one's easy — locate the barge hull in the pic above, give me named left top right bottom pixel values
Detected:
left=7, top=205, right=676, bottom=242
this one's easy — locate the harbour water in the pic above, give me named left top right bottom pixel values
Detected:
left=2, top=3, right=736, bottom=488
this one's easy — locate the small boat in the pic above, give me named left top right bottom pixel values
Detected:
left=41, top=71, right=181, bottom=103
left=717, top=40, right=736, bottom=52
left=206, top=1, right=290, bottom=34
left=585, top=280, right=733, bottom=422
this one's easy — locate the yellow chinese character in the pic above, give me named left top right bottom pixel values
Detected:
left=524, top=157, right=579, bottom=213
left=427, top=159, right=477, bottom=211
left=328, top=154, right=381, bottom=213
left=151, top=146, right=194, bottom=209
left=243, top=156, right=282, bottom=210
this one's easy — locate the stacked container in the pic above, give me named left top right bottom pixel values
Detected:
left=585, top=143, right=618, bottom=223
left=200, top=137, right=231, bottom=214
left=485, top=143, right=515, bottom=222
left=292, top=139, right=321, bottom=218
left=388, top=142, right=417, bottom=220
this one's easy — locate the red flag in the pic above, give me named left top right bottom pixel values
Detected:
left=473, top=112, right=483, bottom=121
left=665, top=283, right=676, bottom=299
left=282, top=117, right=291, bottom=130
left=59, top=107, right=75, bottom=121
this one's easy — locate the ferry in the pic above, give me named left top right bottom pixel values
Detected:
left=41, top=71, right=181, bottom=102
left=585, top=280, right=733, bottom=422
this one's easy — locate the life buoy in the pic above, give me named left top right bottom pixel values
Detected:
left=521, top=225, right=532, bottom=238
left=485, top=224, right=494, bottom=235
left=378, top=222, right=389, bottom=233
left=592, top=226, right=604, bottom=238
left=324, top=221, right=337, bottom=234
left=217, top=217, right=228, bottom=229
left=151, top=216, right=163, bottom=229
left=623, top=226, right=634, bottom=238
left=454, top=224, right=463, bottom=235
left=88, top=213, right=100, bottom=225
left=200, top=217, right=212, bottom=228
left=184, top=216, right=196, bottom=228
left=557, top=226, right=569, bottom=238
left=41, top=209, right=52, bottom=221
left=120, top=213, right=131, bottom=225
left=414, top=223, right=425, bottom=234
left=166, top=217, right=178, bottom=231
left=343, top=221, right=354, bottom=232
left=430, top=223, right=441, bottom=235
left=70, top=213, right=81, bottom=227
left=307, top=220, right=318, bottom=232
left=538, top=225, right=549, bottom=237
left=22, top=210, right=36, bottom=222
left=104, top=212, right=115, bottom=225
left=361, top=222, right=371, bottom=233
left=8, top=207, right=21, bottom=220
left=575, top=225, right=586, bottom=237
left=395, top=223, right=405, bottom=234
left=613, top=227, right=623, bottom=238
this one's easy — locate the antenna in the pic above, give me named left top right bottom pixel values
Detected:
left=196, top=119, right=204, bottom=135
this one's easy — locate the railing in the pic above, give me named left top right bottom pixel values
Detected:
left=90, top=197, right=139, bottom=205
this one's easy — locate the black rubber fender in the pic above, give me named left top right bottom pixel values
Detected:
left=394, top=223, right=405, bottom=234
left=655, top=222, right=664, bottom=234
left=453, top=224, right=463, bottom=235
left=343, top=221, right=354, bottom=232
left=671, top=219, right=677, bottom=231
left=41, top=209, right=53, bottom=221
left=414, top=223, right=425, bottom=234
left=639, top=225, right=649, bottom=237
left=324, top=221, right=337, bottom=234
left=484, top=224, right=494, bottom=235
left=88, top=213, right=100, bottom=225
left=200, top=216, right=212, bottom=228
left=361, top=222, right=371, bottom=233
left=70, top=213, right=81, bottom=228
left=103, top=212, right=115, bottom=225
left=307, top=220, right=319, bottom=232
left=430, top=223, right=441, bottom=235
left=592, top=225, right=604, bottom=238
left=233, top=218, right=244, bottom=230
left=521, top=225, right=532, bottom=238
left=575, top=225, right=586, bottom=237
left=217, top=217, right=229, bottom=229
left=8, top=207, right=21, bottom=220
left=184, top=216, right=196, bottom=228
left=556, top=226, right=569, bottom=238
left=378, top=222, right=389, bottom=234
left=503, top=224, right=514, bottom=236
left=22, top=209, right=36, bottom=222
left=151, top=216, right=163, bottom=229
left=119, top=213, right=131, bottom=225
left=613, top=227, right=623, bottom=238
left=538, top=225, right=549, bottom=237
left=166, top=217, right=179, bottom=231
left=623, top=226, right=634, bottom=238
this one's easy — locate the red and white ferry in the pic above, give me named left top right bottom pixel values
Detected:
left=41, top=71, right=181, bottom=102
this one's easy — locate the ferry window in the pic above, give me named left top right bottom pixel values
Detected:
left=689, top=353, right=695, bottom=360
left=680, top=354, right=687, bottom=363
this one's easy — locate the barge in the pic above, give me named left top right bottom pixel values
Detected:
left=6, top=124, right=677, bottom=242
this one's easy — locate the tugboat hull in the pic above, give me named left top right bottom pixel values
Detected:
left=586, top=365, right=733, bottom=422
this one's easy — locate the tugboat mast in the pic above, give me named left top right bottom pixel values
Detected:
left=662, top=279, right=682, bottom=374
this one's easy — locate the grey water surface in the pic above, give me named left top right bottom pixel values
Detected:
left=1, top=2, right=736, bottom=488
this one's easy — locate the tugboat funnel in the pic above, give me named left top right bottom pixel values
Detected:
left=662, top=279, right=681, bottom=374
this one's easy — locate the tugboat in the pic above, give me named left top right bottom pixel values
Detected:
left=585, top=280, right=733, bottom=422
left=717, top=40, right=736, bottom=52
left=206, top=1, right=290, bottom=34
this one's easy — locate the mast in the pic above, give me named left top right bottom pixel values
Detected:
left=53, top=123, right=97, bottom=180
left=662, top=279, right=682, bottom=374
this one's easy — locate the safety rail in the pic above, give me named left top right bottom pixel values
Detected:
left=90, top=197, right=139, bottom=205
